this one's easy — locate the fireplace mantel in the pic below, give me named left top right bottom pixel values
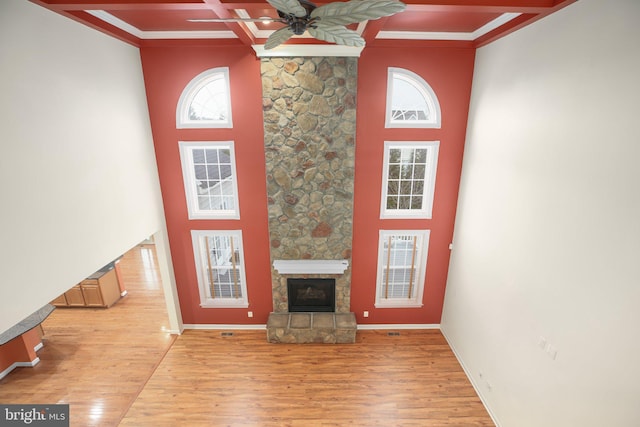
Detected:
left=273, top=260, right=349, bottom=275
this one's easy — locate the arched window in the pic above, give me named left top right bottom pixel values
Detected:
left=176, top=67, right=232, bottom=128
left=385, top=67, right=441, bottom=128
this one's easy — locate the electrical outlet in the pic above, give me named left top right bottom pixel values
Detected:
left=363, top=311, right=369, bottom=318
left=547, top=345, right=558, bottom=360
left=247, top=311, right=253, bottom=318
left=538, top=336, right=547, bottom=350
left=478, top=372, right=492, bottom=391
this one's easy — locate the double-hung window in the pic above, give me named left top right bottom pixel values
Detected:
left=179, top=141, right=240, bottom=219
left=381, top=141, right=439, bottom=219
left=192, top=230, right=248, bottom=308
left=375, top=230, right=430, bottom=308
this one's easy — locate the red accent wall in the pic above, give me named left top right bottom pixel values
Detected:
left=140, top=46, right=474, bottom=326
left=0, top=328, right=40, bottom=375
left=140, top=46, right=273, bottom=325
left=351, top=47, right=475, bottom=324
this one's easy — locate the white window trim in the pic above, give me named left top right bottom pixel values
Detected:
left=374, top=229, right=430, bottom=308
left=176, top=67, right=233, bottom=129
left=385, top=67, right=441, bottom=129
left=380, top=141, right=439, bottom=219
left=191, top=230, right=249, bottom=308
left=179, top=141, right=241, bottom=220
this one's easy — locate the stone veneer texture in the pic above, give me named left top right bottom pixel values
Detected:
left=261, top=57, right=357, bottom=313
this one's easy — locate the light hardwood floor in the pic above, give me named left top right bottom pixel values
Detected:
left=0, top=245, right=494, bottom=426
left=0, top=244, right=175, bottom=426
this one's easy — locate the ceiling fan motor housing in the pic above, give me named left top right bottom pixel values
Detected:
left=277, top=0, right=317, bottom=35
left=290, top=19, right=309, bottom=35
left=266, top=0, right=406, bottom=49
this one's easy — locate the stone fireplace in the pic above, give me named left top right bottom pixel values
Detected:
left=261, top=57, right=357, bottom=343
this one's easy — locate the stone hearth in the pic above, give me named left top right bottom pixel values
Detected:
left=267, top=312, right=356, bottom=344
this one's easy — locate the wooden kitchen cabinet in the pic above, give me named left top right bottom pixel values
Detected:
left=80, top=281, right=103, bottom=307
left=52, top=264, right=122, bottom=308
left=65, top=286, right=87, bottom=306
left=82, top=270, right=121, bottom=307
left=50, top=294, right=68, bottom=306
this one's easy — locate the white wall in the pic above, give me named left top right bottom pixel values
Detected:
left=0, top=0, right=174, bottom=332
left=442, top=0, right=640, bottom=426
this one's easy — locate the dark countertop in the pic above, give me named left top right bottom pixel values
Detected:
left=0, top=304, right=55, bottom=345
left=85, top=260, right=119, bottom=280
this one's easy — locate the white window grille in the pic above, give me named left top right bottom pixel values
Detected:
left=385, top=67, right=441, bottom=128
left=179, top=141, right=240, bottom=219
left=375, top=230, right=430, bottom=308
left=176, top=67, right=232, bottom=128
left=192, top=230, right=249, bottom=308
left=381, top=141, right=439, bottom=219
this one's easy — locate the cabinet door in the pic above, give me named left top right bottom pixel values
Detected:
left=81, top=283, right=104, bottom=307
left=65, top=286, right=86, bottom=306
left=98, top=269, right=121, bottom=307
left=51, top=294, right=68, bottom=307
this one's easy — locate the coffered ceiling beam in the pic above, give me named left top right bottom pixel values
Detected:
left=400, top=0, right=567, bottom=14
left=202, top=0, right=256, bottom=46
left=474, top=0, right=577, bottom=46
left=31, top=1, right=209, bottom=11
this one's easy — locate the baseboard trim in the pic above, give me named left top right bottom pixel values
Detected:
left=182, top=323, right=440, bottom=331
left=183, top=324, right=267, bottom=330
left=34, top=341, right=44, bottom=352
left=0, top=358, right=40, bottom=381
left=440, top=328, right=502, bottom=427
left=357, top=323, right=440, bottom=330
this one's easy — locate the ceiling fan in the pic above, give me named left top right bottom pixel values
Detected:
left=189, top=0, right=406, bottom=49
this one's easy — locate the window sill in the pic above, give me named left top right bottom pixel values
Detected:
left=380, top=211, right=432, bottom=220
left=188, top=212, right=240, bottom=220
left=177, top=122, right=232, bottom=129
left=385, top=122, right=440, bottom=129
left=200, top=301, right=249, bottom=309
left=374, top=302, right=424, bottom=309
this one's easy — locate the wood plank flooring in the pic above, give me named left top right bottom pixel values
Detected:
left=121, top=329, right=494, bottom=426
left=0, top=244, right=494, bottom=426
left=0, top=244, right=174, bottom=426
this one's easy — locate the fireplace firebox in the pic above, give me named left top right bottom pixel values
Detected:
left=287, top=278, right=335, bottom=312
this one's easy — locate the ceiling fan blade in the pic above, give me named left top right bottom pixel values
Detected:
left=311, top=0, right=406, bottom=26
left=308, top=25, right=365, bottom=47
left=265, top=26, right=295, bottom=49
left=188, top=18, right=278, bottom=23
left=267, top=0, right=307, bottom=17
